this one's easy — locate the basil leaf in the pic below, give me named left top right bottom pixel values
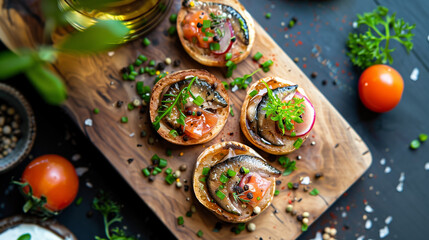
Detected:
left=0, top=51, right=35, bottom=80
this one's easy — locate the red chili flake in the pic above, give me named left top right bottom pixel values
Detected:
left=303, top=64, right=307, bottom=68
left=264, top=27, right=268, bottom=31
left=346, top=205, right=350, bottom=211
left=284, top=27, right=288, bottom=31
left=288, top=192, right=291, bottom=196
left=298, top=22, right=302, bottom=26
left=297, top=31, right=301, bottom=35
left=335, top=62, right=340, bottom=67
left=307, top=30, right=311, bottom=35
left=298, top=40, right=303, bottom=45
left=341, top=69, right=346, bottom=74
left=343, top=192, right=348, bottom=197
left=285, top=43, right=289, bottom=47
left=281, top=186, right=286, bottom=190
left=363, top=199, right=368, bottom=205
left=329, top=212, right=337, bottom=219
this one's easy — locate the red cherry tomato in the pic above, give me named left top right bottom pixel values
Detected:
left=358, top=64, right=404, bottom=113
left=21, top=154, right=79, bottom=211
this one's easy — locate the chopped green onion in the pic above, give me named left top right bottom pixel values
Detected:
left=202, top=20, right=211, bottom=28
left=265, top=13, right=271, bottom=19
left=122, top=73, right=129, bottom=80
left=225, top=53, right=232, bottom=61
left=127, top=103, right=135, bottom=110
left=199, top=176, right=206, bottom=182
left=142, top=37, right=151, bottom=46
left=186, top=211, right=192, bottom=217
left=152, top=169, right=160, bottom=175
left=410, top=139, right=420, bottom=149
left=241, top=167, right=250, bottom=174
left=151, top=154, right=160, bottom=162
left=177, top=216, right=184, bottom=225
left=216, top=190, right=226, bottom=200
left=165, top=168, right=172, bottom=175
left=419, top=133, right=428, bottom=142
left=219, top=173, right=228, bottom=183
left=202, top=167, right=210, bottom=176
left=230, top=105, right=234, bottom=116
left=169, top=129, right=178, bottom=137
left=154, top=167, right=162, bottom=172
left=253, top=52, right=263, bottom=61
left=226, top=60, right=235, bottom=68
left=291, top=132, right=296, bottom=137
left=301, top=223, right=308, bottom=232
left=165, top=174, right=176, bottom=184
left=249, top=90, right=258, bottom=97
left=196, top=230, right=203, bottom=238
left=138, top=54, right=148, bottom=62
left=168, top=26, right=177, bottom=35
left=209, top=42, right=220, bottom=51
left=218, top=185, right=224, bottom=190
left=17, top=234, right=31, bottom=240
left=193, top=96, right=205, bottom=106
left=287, top=182, right=293, bottom=189
left=203, top=36, right=209, bottom=41
left=262, top=59, right=274, bottom=68
left=139, top=68, right=145, bottom=74
left=142, top=168, right=150, bottom=177
left=159, top=159, right=167, bottom=168
left=166, top=149, right=172, bottom=156
left=293, top=138, right=303, bottom=149
left=274, top=190, right=280, bottom=196
left=310, top=188, right=319, bottom=196
left=130, top=70, right=138, bottom=76
left=121, top=116, right=128, bottom=123
left=169, top=13, right=177, bottom=23
left=128, top=74, right=135, bottom=81
left=75, top=196, right=83, bottom=206
left=262, top=66, right=270, bottom=73
left=93, top=108, right=100, bottom=114
left=205, top=31, right=214, bottom=37
left=135, top=59, right=142, bottom=66
left=227, top=169, right=236, bottom=177
left=128, top=65, right=134, bottom=72
left=149, top=60, right=156, bottom=67
left=136, top=82, right=144, bottom=94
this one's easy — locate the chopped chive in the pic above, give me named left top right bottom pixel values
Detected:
left=135, top=59, right=142, bottom=66
left=302, top=223, right=308, bottom=232
left=166, top=149, right=172, bottom=156
left=230, top=105, right=234, bottom=116
left=202, top=167, right=210, bottom=176
left=410, top=139, right=420, bottom=149
left=225, top=53, right=232, bottom=61
left=287, top=182, right=293, bottom=189
left=139, top=68, right=145, bottom=74
left=168, top=26, right=177, bottom=35
left=142, top=37, right=151, bottom=46
left=262, top=59, right=274, bottom=68
left=249, top=90, right=258, bottom=97
left=221, top=81, right=229, bottom=89
left=159, top=159, right=167, bottom=168
left=127, top=103, right=135, bottom=110
left=218, top=185, right=224, bottom=190
left=165, top=174, right=176, bottom=184
left=199, top=176, right=206, bottom=182
left=121, top=116, right=128, bottom=123
left=265, top=13, right=271, bottom=19
left=202, top=20, right=211, bottom=28
left=136, top=82, right=144, bottom=94
left=169, top=129, right=178, bottom=137
left=262, top=66, right=270, bottom=73
left=154, top=167, right=162, bottom=172
left=253, top=52, right=263, bottom=61
left=152, top=169, right=159, bottom=175
left=128, top=74, right=135, bottom=81
left=291, top=132, right=296, bottom=137
left=128, top=65, right=134, bottom=72
left=196, top=230, right=203, bottom=238
left=165, top=168, right=172, bottom=175
left=215, top=190, right=226, bottom=200
left=293, top=138, right=303, bottom=149
left=226, top=60, right=235, bottom=68
left=209, top=42, right=220, bottom=51
left=274, top=190, right=280, bottom=196
left=177, top=216, right=184, bottom=225
left=169, top=13, right=177, bottom=23
left=241, top=167, right=250, bottom=174
left=219, top=173, right=228, bottom=183
left=130, top=70, right=138, bottom=76
left=193, top=96, right=205, bottom=106
left=151, top=154, right=160, bottom=162
left=419, top=133, right=428, bottom=142
left=122, top=73, right=129, bottom=80
left=142, top=168, right=150, bottom=177
left=203, top=36, right=209, bottom=41
left=205, top=31, right=214, bottom=37
left=310, top=188, right=319, bottom=196
left=138, top=54, right=148, bottom=62
left=226, top=68, right=233, bottom=78
left=93, top=108, right=100, bottom=114
left=75, top=196, right=83, bottom=206
left=149, top=60, right=156, bottom=67
left=227, top=169, right=236, bottom=177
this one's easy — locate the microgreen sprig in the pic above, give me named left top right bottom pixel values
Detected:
left=230, top=68, right=261, bottom=89
left=347, top=6, right=415, bottom=69
left=232, top=192, right=250, bottom=203
left=261, top=81, right=305, bottom=135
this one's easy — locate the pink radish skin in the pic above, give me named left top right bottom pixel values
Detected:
left=283, top=91, right=316, bottom=137
left=212, top=21, right=234, bottom=55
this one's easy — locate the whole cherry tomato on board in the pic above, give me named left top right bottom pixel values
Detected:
left=20, top=154, right=79, bottom=212
left=358, top=64, right=404, bottom=113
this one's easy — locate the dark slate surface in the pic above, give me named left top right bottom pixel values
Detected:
left=1, top=0, right=428, bottom=239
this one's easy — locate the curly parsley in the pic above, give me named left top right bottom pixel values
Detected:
left=347, top=6, right=415, bottom=69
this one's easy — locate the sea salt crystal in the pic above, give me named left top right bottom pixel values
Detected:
left=129, top=132, right=135, bottom=137
left=396, top=182, right=404, bottom=192
left=379, top=226, right=389, bottom=238
left=365, top=219, right=372, bottom=229
left=352, top=21, right=358, bottom=29
left=108, top=51, right=115, bottom=57
left=425, top=162, right=429, bottom=170
left=84, top=118, right=93, bottom=126
left=284, top=34, right=289, bottom=39
left=310, top=231, right=322, bottom=240
left=384, top=166, right=391, bottom=173
left=385, top=216, right=393, bottom=225
left=301, top=176, right=311, bottom=185
left=410, top=67, right=419, bottom=81
left=365, top=205, right=374, bottom=213
left=71, top=153, right=81, bottom=162
left=341, top=211, right=347, bottom=218
left=356, top=236, right=365, bottom=240
left=281, top=21, right=285, bottom=26
left=231, top=85, right=239, bottom=92
left=86, top=181, right=93, bottom=188
left=399, top=172, right=405, bottom=182
left=380, top=158, right=386, bottom=165
left=75, top=167, right=89, bottom=177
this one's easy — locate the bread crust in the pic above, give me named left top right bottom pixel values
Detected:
left=193, top=141, right=276, bottom=222
left=240, top=76, right=311, bottom=155
left=177, top=0, right=255, bottom=66
left=149, top=69, right=229, bottom=145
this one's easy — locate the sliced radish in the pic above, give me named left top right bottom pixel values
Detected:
left=283, top=91, right=316, bottom=137
left=212, top=20, right=235, bottom=55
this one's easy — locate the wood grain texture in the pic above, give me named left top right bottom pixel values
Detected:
left=0, top=0, right=372, bottom=239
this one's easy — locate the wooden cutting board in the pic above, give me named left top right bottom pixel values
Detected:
left=0, top=1, right=372, bottom=239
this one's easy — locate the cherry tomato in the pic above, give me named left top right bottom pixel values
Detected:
left=184, top=107, right=218, bottom=139
left=358, top=64, right=404, bottom=113
left=21, top=154, right=79, bottom=211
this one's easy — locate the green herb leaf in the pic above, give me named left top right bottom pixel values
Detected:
left=219, top=173, right=229, bottom=183
left=293, top=138, right=303, bottom=149
left=216, top=190, right=226, bottom=200
left=169, top=129, right=178, bottom=137
left=301, top=223, right=308, bottom=232
left=197, top=230, right=203, bottom=238
left=410, top=139, right=420, bottom=149
left=274, top=190, right=280, bottom=196
left=287, top=182, right=293, bottom=189
left=177, top=216, right=184, bottom=225
left=230, top=68, right=261, bottom=89
left=230, top=105, right=234, bottom=116
left=249, top=90, right=258, bottom=97
left=25, top=64, right=67, bottom=105
left=346, top=6, right=415, bottom=69
left=193, top=96, right=205, bottom=106
left=227, top=169, right=236, bottom=177
left=17, top=233, right=31, bottom=240
left=309, top=188, right=319, bottom=196
left=58, top=20, right=129, bottom=53
left=419, top=133, right=428, bottom=142
left=202, top=167, right=210, bottom=176
left=0, top=51, right=36, bottom=80
left=278, top=156, right=297, bottom=176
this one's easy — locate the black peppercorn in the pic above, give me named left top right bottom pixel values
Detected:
left=311, top=72, right=318, bottom=78
left=322, top=80, right=327, bottom=85
left=243, top=185, right=249, bottom=191
left=186, top=110, right=193, bottom=115
left=197, top=22, right=202, bottom=28
left=239, top=167, right=245, bottom=174
left=276, top=180, right=282, bottom=185
left=148, top=175, right=155, bottom=182
left=213, top=36, right=220, bottom=42
left=121, top=67, right=129, bottom=74
left=231, top=37, right=236, bottom=42
left=116, top=100, right=124, bottom=108
left=183, top=135, right=189, bottom=141
left=173, top=59, right=181, bottom=67
left=293, top=183, right=299, bottom=189
left=196, top=111, right=202, bottom=116
left=236, top=186, right=244, bottom=194
left=247, top=192, right=253, bottom=199
left=315, top=172, right=323, bottom=179
left=156, top=62, right=166, bottom=70
left=297, top=215, right=303, bottom=222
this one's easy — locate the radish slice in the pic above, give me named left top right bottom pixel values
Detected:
left=283, top=91, right=316, bottom=137
left=212, top=20, right=234, bottom=55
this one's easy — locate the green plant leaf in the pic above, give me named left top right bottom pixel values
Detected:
left=57, top=20, right=129, bottom=53
left=0, top=51, right=35, bottom=80
left=25, top=64, right=67, bottom=105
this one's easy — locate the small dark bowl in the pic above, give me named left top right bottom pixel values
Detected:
left=0, top=83, right=36, bottom=173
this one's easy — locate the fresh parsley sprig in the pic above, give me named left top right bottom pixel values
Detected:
left=278, top=156, right=297, bottom=176
left=232, top=192, right=250, bottom=203
left=93, top=191, right=137, bottom=240
left=230, top=68, right=261, bottom=89
left=153, top=76, right=202, bottom=131
left=347, top=6, right=415, bottom=69
left=261, top=81, right=305, bottom=135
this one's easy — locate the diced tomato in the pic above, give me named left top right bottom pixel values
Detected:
left=239, top=173, right=272, bottom=206
left=182, top=10, right=214, bottom=48
left=184, top=108, right=218, bottom=139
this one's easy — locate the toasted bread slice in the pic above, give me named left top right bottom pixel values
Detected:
left=177, top=0, right=255, bottom=66
left=241, top=76, right=312, bottom=155
left=150, top=69, right=229, bottom=145
left=193, top=141, right=278, bottom=222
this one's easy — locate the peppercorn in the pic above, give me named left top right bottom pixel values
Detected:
left=239, top=167, right=245, bottom=174
left=253, top=206, right=261, bottom=215
left=247, top=223, right=256, bottom=232
left=179, top=164, right=187, bottom=171
left=116, top=100, right=124, bottom=107
left=297, top=215, right=303, bottom=222
left=311, top=72, right=318, bottom=78
left=322, top=80, right=327, bottom=85
left=247, top=192, right=253, bottom=199
left=156, top=62, right=166, bottom=70
left=236, top=186, right=244, bottom=194
left=286, top=204, right=293, bottom=213
left=148, top=175, right=155, bottom=182
left=276, top=180, right=282, bottom=185
left=302, top=218, right=309, bottom=225
left=196, top=111, right=202, bottom=116
left=176, top=181, right=182, bottom=188
left=186, top=110, right=193, bottom=115
left=213, top=36, right=220, bottom=42
left=243, top=185, right=249, bottom=191
left=302, top=211, right=310, bottom=218
left=183, top=135, right=189, bottom=141
left=315, top=172, right=323, bottom=179
left=293, top=183, right=299, bottom=189
left=173, top=59, right=181, bottom=67
left=197, top=22, right=202, bottom=28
